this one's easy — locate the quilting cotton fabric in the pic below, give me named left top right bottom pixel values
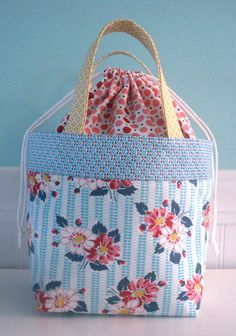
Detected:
left=27, top=174, right=211, bottom=316
left=56, top=67, right=195, bottom=138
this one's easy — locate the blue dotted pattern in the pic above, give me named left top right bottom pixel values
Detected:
left=27, top=132, right=213, bottom=181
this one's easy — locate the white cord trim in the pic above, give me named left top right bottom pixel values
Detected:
left=17, top=71, right=219, bottom=256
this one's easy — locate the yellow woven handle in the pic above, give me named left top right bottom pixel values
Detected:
left=64, top=19, right=183, bottom=138
left=93, top=50, right=153, bottom=76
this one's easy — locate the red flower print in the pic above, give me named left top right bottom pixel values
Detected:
left=109, top=180, right=121, bottom=190
left=27, top=171, right=60, bottom=201
left=177, top=263, right=203, bottom=309
left=186, top=274, right=204, bottom=304
left=121, top=180, right=133, bottom=188
left=144, top=207, right=175, bottom=238
left=104, top=273, right=165, bottom=314
left=106, top=179, right=133, bottom=190
left=85, top=233, right=120, bottom=265
left=35, top=290, right=49, bottom=312
left=120, top=278, right=158, bottom=308
left=177, top=181, right=182, bottom=189
left=27, top=172, right=40, bottom=196
left=139, top=224, right=146, bottom=232
left=162, top=199, right=169, bottom=207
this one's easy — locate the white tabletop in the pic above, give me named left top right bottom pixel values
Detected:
left=0, top=269, right=235, bottom=336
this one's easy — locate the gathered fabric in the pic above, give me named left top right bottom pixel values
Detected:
left=57, top=67, right=195, bottom=139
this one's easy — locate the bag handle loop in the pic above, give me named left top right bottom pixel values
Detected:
left=64, top=19, right=183, bottom=138
left=93, top=50, right=153, bottom=75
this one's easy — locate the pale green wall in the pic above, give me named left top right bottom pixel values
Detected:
left=0, top=0, right=235, bottom=168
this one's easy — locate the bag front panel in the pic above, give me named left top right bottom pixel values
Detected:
left=27, top=173, right=212, bottom=316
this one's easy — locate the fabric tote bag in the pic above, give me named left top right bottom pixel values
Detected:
left=18, top=19, right=218, bottom=316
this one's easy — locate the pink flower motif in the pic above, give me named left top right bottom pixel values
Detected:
left=75, top=178, right=105, bottom=191
left=119, top=278, right=158, bottom=308
left=159, top=222, right=187, bottom=254
left=43, top=287, right=81, bottom=313
left=144, top=207, right=175, bottom=238
left=85, top=233, right=120, bottom=265
left=36, top=173, right=60, bottom=194
left=60, top=227, right=95, bottom=254
left=109, top=300, right=143, bottom=315
left=202, top=203, right=211, bottom=231
left=34, top=281, right=87, bottom=313
left=186, top=274, right=204, bottom=304
left=27, top=172, right=60, bottom=199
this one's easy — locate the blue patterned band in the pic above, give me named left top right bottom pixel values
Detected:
left=26, top=132, right=213, bottom=181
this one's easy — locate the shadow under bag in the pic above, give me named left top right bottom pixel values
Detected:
left=20, top=19, right=217, bottom=316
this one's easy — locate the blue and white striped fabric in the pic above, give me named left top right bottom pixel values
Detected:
left=27, top=133, right=213, bottom=316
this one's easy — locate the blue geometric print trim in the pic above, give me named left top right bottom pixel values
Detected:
left=27, top=132, right=213, bottom=181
